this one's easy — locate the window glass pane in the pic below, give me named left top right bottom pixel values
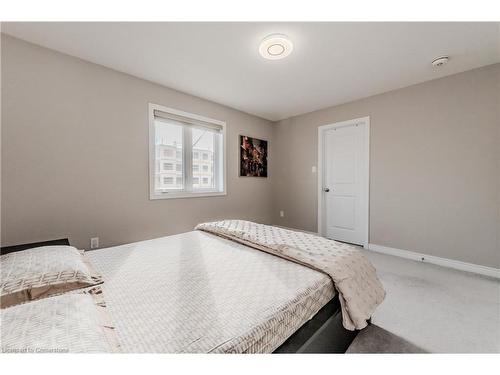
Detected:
left=155, top=120, right=183, bottom=191
left=192, top=128, right=215, bottom=190
left=151, top=107, right=225, bottom=198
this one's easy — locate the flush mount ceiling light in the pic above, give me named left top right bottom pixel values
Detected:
left=259, top=34, right=293, bottom=60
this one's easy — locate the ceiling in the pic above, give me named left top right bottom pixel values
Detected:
left=2, top=22, right=499, bottom=121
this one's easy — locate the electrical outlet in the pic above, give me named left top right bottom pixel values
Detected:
left=280, top=210, right=285, bottom=218
left=90, top=237, right=99, bottom=249
left=311, top=166, right=317, bottom=173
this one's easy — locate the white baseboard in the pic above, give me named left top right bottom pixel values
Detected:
left=368, top=243, right=500, bottom=279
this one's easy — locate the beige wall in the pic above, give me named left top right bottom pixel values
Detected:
left=272, top=64, right=500, bottom=268
left=2, top=34, right=499, bottom=268
left=1, top=35, right=274, bottom=249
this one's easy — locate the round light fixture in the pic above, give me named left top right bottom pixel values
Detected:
left=259, top=34, right=293, bottom=60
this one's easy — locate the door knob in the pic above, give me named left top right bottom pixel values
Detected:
left=323, top=188, right=330, bottom=192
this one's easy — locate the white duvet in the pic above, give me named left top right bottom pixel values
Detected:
left=86, top=230, right=334, bottom=353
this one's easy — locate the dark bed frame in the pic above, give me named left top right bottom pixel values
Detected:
left=1, top=238, right=362, bottom=353
left=1, top=238, right=71, bottom=254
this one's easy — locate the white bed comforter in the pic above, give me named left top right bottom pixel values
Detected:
left=196, top=220, right=386, bottom=330
left=86, top=230, right=334, bottom=353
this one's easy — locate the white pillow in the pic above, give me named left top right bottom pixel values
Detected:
left=1, top=246, right=103, bottom=308
left=1, top=289, right=120, bottom=353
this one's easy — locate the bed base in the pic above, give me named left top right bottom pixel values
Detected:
left=274, top=294, right=360, bottom=353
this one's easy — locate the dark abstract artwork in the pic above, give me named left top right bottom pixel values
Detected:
left=239, top=135, right=268, bottom=177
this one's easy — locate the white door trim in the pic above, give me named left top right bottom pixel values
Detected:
left=317, top=116, right=370, bottom=247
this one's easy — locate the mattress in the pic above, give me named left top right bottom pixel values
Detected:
left=86, top=230, right=335, bottom=353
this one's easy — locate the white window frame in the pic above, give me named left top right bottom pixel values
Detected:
left=149, top=103, right=227, bottom=200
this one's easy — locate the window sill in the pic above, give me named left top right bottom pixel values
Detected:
left=150, top=191, right=227, bottom=200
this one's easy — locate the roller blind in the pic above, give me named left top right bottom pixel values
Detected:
left=154, top=109, right=223, bottom=133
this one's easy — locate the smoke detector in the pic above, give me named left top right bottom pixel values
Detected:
left=432, top=56, right=450, bottom=67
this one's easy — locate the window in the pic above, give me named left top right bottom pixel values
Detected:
left=150, top=103, right=226, bottom=199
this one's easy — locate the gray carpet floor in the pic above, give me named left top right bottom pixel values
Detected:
left=347, top=325, right=426, bottom=353
left=348, top=250, right=500, bottom=353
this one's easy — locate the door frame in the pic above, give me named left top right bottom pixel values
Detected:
left=317, top=116, right=370, bottom=248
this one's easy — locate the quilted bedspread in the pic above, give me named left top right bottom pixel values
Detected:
left=195, top=220, right=386, bottom=330
left=86, top=230, right=335, bottom=353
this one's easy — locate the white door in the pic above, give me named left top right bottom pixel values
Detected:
left=320, top=119, right=368, bottom=246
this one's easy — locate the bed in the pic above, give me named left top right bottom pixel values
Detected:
left=1, top=221, right=385, bottom=353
